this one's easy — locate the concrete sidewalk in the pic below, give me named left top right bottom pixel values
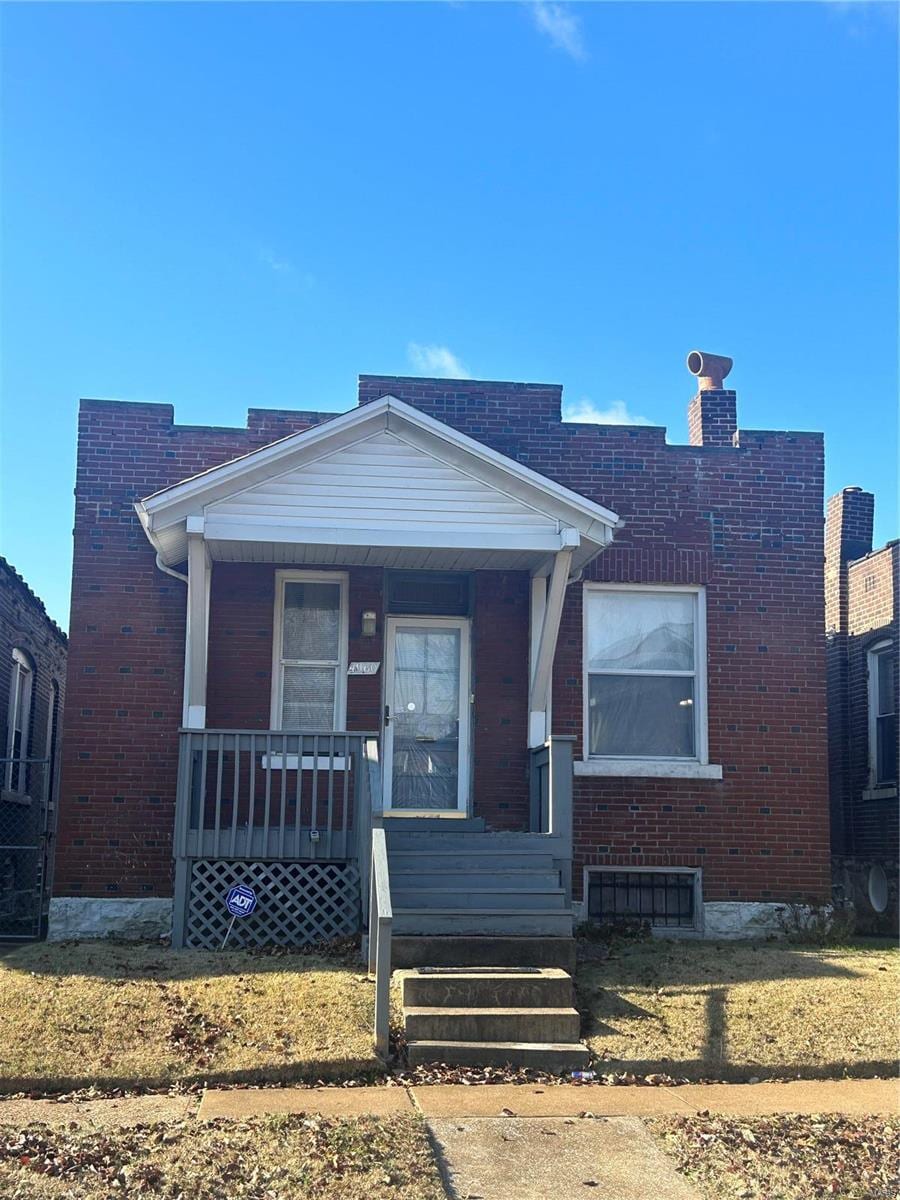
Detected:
left=0, top=1077, right=894, bottom=1128
left=196, top=1076, right=898, bottom=1121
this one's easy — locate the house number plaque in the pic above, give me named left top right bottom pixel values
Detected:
left=348, top=661, right=380, bottom=676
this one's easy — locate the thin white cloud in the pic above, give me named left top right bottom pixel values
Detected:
left=258, top=248, right=315, bottom=289
left=407, top=343, right=471, bottom=379
left=563, top=398, right=652, bottom=426
left=530, top=1, right=587, bottom=61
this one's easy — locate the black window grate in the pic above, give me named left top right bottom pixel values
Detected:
left=588, top=871, right=696, bottom=928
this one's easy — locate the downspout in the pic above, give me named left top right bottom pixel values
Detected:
left=155, top=553, right=188, bottom=585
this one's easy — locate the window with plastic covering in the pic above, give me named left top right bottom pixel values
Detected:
left=584, top=586, right=707, bottom=761
left=273, top=574, right=347, bottom=730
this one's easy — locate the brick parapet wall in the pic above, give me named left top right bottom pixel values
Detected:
left=57, top=381, right=830, bottom=905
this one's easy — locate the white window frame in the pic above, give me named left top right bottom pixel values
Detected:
left=578, top=583, right=718, bottom=780
left=867, top=639, right=896, bottom=788
left=583, top=865, right=704, bottom=936
left=270, top=570, right=349, bottom=731
left=5, top=648, right=34, bottom=793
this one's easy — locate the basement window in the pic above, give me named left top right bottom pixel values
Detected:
left=587, top=868, right=700, bottom=930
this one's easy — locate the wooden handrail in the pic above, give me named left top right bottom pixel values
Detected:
left=368, top=825, right=392, bottom=1059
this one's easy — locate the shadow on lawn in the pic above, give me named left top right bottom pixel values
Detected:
left=576, top=938, right=898, bottom=1083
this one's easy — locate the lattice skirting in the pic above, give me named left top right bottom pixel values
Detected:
left=182, top=859, right=361, bottom=950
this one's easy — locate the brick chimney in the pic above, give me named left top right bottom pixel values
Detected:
left=686, top=350, right=737, bottom=447
left=824, top=486, right=875, bottom=635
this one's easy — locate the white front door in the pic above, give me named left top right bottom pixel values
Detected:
left=383, top=617, right=470, bottom=814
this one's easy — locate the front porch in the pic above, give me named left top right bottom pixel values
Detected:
left=136, top=393, right=619, bottom=1061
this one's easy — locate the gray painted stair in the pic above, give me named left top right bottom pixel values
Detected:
left=392, top=888, right=567, bottom=911
left=401, top=967, right=589, bottom=1070
left=385, top=826, right=573, bottom=938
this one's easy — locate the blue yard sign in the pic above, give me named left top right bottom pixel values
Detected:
left=222, top=883, right=257, bottom=948
left=226, top=884, right=257, bottom=917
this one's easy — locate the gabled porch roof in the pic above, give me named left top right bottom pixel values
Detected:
left=135, top=396, right=620, bottom=576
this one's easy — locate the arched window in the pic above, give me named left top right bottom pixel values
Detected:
left=868, top=640, right=897, bottom=787
left=5, top=649, right=34, bottom=793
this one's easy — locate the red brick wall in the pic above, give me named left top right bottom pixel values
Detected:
left=57, top=377, right=831, bottom=906
left=55, top=402, right=328, bottom=900
left=359, top=376, right=830, bottom=905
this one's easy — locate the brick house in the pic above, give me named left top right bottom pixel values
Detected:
left=825, top=487, right=898, bottom=929
left=52, top=355, right=831, bottom=951
left=1, top=558, right=67, bottom=938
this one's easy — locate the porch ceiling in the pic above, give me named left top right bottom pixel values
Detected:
left=136, top=395, right=621, bottom=575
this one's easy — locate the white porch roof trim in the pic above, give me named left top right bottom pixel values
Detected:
left=135, top=395, right=620, bottom=574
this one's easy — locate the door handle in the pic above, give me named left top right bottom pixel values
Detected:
left=384, top=704, right=391, bottom=726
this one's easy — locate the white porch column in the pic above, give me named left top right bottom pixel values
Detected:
left=184, top=516, right=210, bottom=729
left=528, top=532, right=576, bottom=747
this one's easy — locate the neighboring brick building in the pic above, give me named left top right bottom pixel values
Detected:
left=0, top=558, right=67, bottom=938
left=826, top=487, right=898, bottom=929
left=51, top=356, right=830, bottom=943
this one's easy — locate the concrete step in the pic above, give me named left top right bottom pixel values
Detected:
left=390, top=869, right=562, bottom=890
left=402, top=967, right=574, bottom=1010
left=388, top=851, right=557, bottom=872
left=392, top=888, right=567, bottom=911
left=404, top=1006, right=581, bottom=1043
left=405, top=1039, right=590, bottom=1070
left=393, top=909, right=574, bottom=936
left=391, top=936, right=577, bottom=971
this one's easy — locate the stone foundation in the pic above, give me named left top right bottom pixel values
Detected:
left=47, top=897, right=173, bottom=941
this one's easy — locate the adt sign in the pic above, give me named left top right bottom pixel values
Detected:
left=225, top=884, right=257, bottom=918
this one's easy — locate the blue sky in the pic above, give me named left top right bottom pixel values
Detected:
left=1, top=1, right=896, bottom=628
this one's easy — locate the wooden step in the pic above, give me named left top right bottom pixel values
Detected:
left=392, top=888, right=567, bottom=911
left=390, top=869, right=561, bottom=890
left=388, top=851, right=557, bottom=871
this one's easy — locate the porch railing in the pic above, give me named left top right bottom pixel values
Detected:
left=528, top=735, right=575, bottom=904
left=367, top=826, right=392, bottom=1059
left=175, top=729, right=380, bottom=862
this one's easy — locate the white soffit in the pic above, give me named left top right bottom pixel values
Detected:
left=136, top=395, right=620, bottom=567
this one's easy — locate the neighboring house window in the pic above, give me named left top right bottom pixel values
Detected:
left=5, top=648, right=34, bottom=792
left=868, top=640, right=897, bottom=787
left=584, top=585, right=707, bottom=760
left=272, top=571, right=348, bottom=730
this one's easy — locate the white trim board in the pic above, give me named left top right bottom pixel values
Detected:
left=135, top=395, right=620, bottom=571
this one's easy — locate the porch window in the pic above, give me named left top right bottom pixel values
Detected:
left=5, top=648, right=33, bottom=792
left=273, top=572, right=348, bottom=730
left=868, top=640, right=897, bottom=786
left=584, top=585, right=707, bottom=760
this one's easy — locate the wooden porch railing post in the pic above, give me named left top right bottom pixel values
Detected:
left=547, top=735, right=575, bottom=905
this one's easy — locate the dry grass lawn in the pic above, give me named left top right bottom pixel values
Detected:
left=0, top=1114, right=445, bottom=1199
left=579, top=938, right=898, bottom=1081
left=0, top=942, right=380, bottom=1094
left=653, top=1114, right=900, bottom=1200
